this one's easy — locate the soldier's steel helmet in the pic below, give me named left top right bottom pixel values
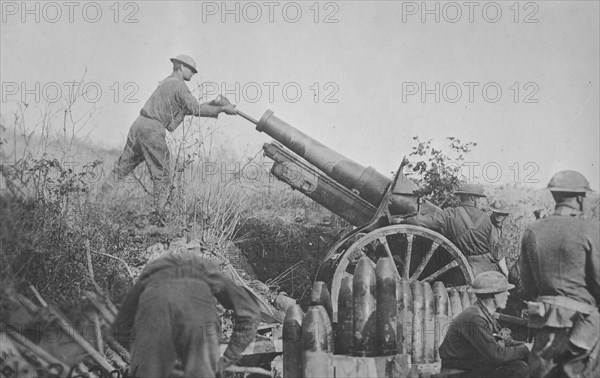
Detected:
left=489, top=199, right=511, bottom=214
left=170, top=54, right=198, bottom=74
left=547, top=170, right=593, bottom=193
left=454, top=183, right=486, bottom=197
left=469, top=271, right=515, bottom=294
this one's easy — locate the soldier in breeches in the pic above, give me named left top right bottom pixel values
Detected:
left=103, top=54, right=237, bottom=212
left=111, top=253, right=260, bottom=378
left=519, top=170, right=600, bottom=378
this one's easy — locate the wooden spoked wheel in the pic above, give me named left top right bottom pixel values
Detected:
left=329, top=224, right=474, bottom=321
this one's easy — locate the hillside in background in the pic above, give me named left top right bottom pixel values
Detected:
left=1, top=106, right=598, bottom=319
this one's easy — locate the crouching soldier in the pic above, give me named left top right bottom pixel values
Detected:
left=519, top=170, right=599, bottom=378
left=111, top=252, right=260, bottom=378
left=439, top=271, right=532, bottom=378
left=403, top=183, right=501, bottom=277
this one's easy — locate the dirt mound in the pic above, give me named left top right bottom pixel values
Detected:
left=234, top=213, right=346, bottom=309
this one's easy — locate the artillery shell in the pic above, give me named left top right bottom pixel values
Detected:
left=335, top=274, right=353, bottom=355
left=460, top=288, right=471, bottom=310
left=448, top=288, right=462, bottom=319
left=310, top=281, right=333, bottom=322
left=397, top=278, right=413, bottom=355
left=352, top=256, right=377, bottom=357
left=302, top=305, right=333, bottom=378
left=433, top=282, right=450, bottom=362
left=376, top=257, right=397, bottom=355
left=411, top=280, right=424, bottom=364
left=423, top=282, right=435, bottom=363
left=302, top=305, right=333, bottom=353
left=283, top=304, right=304, bottom=378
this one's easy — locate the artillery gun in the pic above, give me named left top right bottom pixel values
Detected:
left=236, top=109, right=525, bottom=377
left=238, top=109, right=475, bottom=316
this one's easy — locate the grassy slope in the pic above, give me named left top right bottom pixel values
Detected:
left=2, top=116, right=598, bottom=319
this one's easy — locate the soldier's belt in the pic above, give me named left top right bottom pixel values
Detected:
left=537, top=296, right=595, bottom=315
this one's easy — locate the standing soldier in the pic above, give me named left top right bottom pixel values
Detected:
left=403, top=183, right=500, bottom=276
left=489, top=199, right=511, bottom=277
left=102, top=54, right=237, bottom=214
left=519, top=170, right=599, bottom=378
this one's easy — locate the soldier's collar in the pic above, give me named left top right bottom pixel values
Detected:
left=167, top=71, right=185, bottom=81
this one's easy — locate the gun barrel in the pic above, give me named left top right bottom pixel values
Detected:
left=256, top=109, right=392, bottom=207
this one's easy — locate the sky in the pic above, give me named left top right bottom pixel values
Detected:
left=1, top=0, right=599, bottom=189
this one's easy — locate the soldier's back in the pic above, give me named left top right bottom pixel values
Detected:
left=523, top=214, right=599, bottom=305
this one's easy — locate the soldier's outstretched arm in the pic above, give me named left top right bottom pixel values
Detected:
left=175, top=83, right=236, bottom=118
left=202, top=263, right=260, bottom=363
left=404, top=210, right=448, bottom=234
left=199, top=103, right=237, bottom=118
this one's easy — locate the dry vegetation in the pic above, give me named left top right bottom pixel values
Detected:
left=0, top=100, right=343, bottom=323
left=1, top=100, right=598, bottom=324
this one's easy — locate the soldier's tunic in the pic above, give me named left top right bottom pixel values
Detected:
left=439, top=301, right=530, bottom=378
left=111, top=253, right=259, bottom=378
left=519, top=204, right=600, bottom=378
left=108, top=72, right=201, bottom=208
left=406, top=203, right=499, bottom=276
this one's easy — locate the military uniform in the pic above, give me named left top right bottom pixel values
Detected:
left=519, top=204, right=600, bottom=378
left=439, top=301, right=530, bottom=378
left=106, top=71, right=202, bottom=209
left=111, top=253, right=260, bottom=378
left=406, top=203, right=499, bottom=276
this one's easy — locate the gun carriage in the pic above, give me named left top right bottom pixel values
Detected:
left=237, top=109, right=524, bottom=377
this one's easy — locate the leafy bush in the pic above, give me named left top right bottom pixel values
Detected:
left=407, top=136, right=477, bottom=207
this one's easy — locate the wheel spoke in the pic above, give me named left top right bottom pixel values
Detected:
left=378, top=236, right=401, bottom=279
left=330, top=224, right=474, bottom=321
left=403, top=234, right=414, bottom=279
left=410, top=242, right=439, bottom=281
left=422, top=260, right=458, bottom=282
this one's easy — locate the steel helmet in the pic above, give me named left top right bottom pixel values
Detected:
left=454, top=183, right=486, bottom=197
left=547, top=170, right=592, bottom=193
left=469, top=271, right=515, bottom=294
left=170, top=54, right=198, bottom=74
left=489, top=199, right=511, bottom=215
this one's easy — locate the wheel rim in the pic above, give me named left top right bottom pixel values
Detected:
left=329, top=224, right=474, bottom=321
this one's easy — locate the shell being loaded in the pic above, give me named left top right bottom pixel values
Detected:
left=294, top=259, right=485, bottom=378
